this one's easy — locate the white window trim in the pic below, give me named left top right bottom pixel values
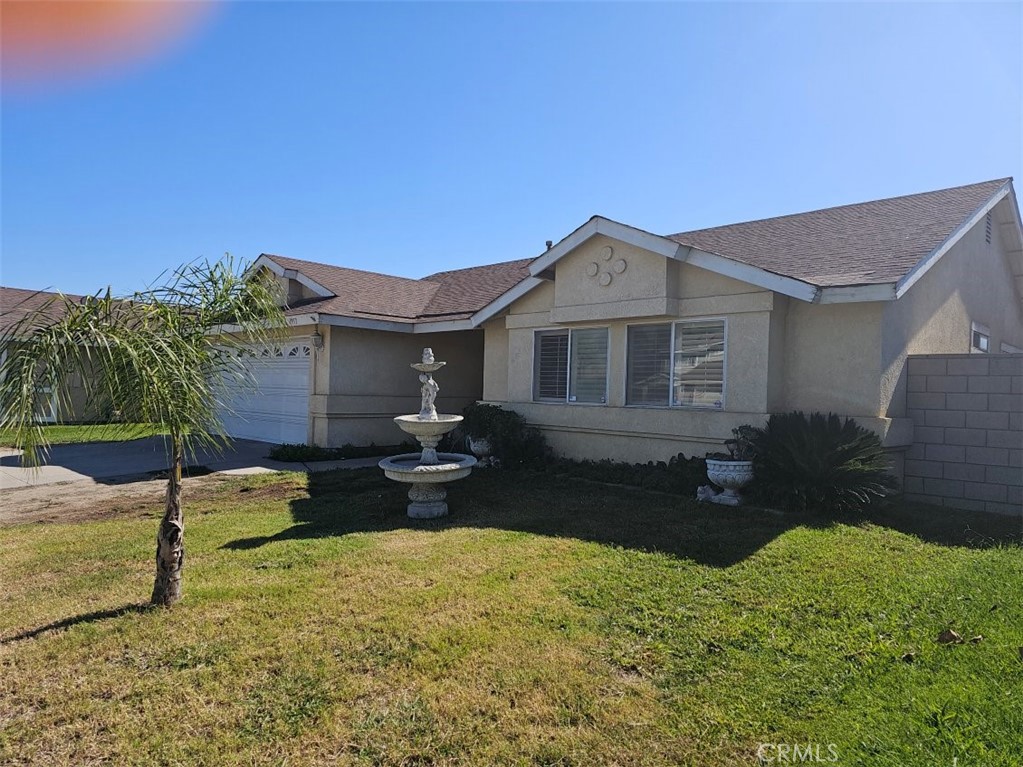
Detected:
left=971, top=321, right=991, bottom=354
left=531, top=325, right=610, bottom=405
left=623, top=316, right=728, bottom=410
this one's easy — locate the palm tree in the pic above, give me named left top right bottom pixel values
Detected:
left=0, top=258, right=287, bottom=606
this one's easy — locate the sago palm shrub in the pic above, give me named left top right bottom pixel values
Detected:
left=749, top=411, right=897, bottom=514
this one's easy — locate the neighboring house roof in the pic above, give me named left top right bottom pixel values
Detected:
left=256, top=253, right=532, bottom=329
left=0, top=286, right=86, bottom=335
left=666, top=178, right=1012, bottom=287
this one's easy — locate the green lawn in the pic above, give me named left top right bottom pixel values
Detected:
left=1, top=469, right=1020, bottom=766
left=0, top=422, right=165, bottom=447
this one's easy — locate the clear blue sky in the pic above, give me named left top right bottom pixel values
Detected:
left=3, top=1, right=1021, bottom=296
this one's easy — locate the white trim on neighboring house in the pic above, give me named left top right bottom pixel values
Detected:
left=252, top=255, right=335, bottom=299
left=895, top=181, right=1012, bottom=299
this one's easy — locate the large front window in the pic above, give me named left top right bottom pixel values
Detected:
left=534, top=328, right=608, bottom=403
left=626, top=320, right=725, bottom=408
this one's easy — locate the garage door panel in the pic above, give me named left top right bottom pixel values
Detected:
left=215, top=340, right=310, bottom=444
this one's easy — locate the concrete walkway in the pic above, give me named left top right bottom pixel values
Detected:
left=0, top=437, right=382, bottom=489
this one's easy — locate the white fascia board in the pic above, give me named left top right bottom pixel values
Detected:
left=254, top=254, right=334, bottom=298
left=528, top=217, right=684, bottom=278
left=818, top=283, right=897, bottom=303
left=593, top=218, right=684, bottom=258
left=315, top=314, right=414, bottom=333
left=678, top=247, right=820, bottom=303
left=412, top=319, right=475, bottom=333
left=470, top=276, right=546, bottom=327
left=895, top=181, right=1012, bottom=300
left=251, top=254, right=286, bottom=277
left=528, top=219, right=599, bottom=276
left=207, top=314, right=318, bottom=336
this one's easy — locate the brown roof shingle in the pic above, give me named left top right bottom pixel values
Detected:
left=0, top=286, right=86, bottom=335
left=264, top=254, right=532, bottom=324
left=667, top=178, right=1010, bottom=286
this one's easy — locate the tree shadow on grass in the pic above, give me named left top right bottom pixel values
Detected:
left=1, top=603, right=151, bottom=645
left=222, top=468, right=1022, bottom=566
left=221, top=469, right=828, bottom=568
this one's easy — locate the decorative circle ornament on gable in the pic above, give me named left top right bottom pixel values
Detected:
left=586, top=245, right=627, bottom=288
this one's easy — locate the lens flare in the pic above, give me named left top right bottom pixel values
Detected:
left=2, top=1, right=217, bottom=89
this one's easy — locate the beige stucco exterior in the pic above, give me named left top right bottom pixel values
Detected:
left=310, top=325, right=483, bottom=447
left=881, top=198, right=1023, bottom=418
left=479, top=219, right=1023, bottom=464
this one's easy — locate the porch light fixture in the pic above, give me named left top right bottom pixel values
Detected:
left=310, top=331, right=323, bottom=350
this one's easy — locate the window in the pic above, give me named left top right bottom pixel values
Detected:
left=533, top=328, right=608, bottom=403
left=971, top=322, right=990, bottom=354
left=627, top=320, right=725, bottom=408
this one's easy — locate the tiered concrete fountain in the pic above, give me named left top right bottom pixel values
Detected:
left=378, top=348, right=477, bottom=518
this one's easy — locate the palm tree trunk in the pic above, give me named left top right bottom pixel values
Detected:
left=151, top=435, right=185, bottom=606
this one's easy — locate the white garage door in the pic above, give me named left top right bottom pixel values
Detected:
left=216, top=340, right=311, bottom=444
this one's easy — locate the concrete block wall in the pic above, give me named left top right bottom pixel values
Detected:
left=903, top=354, right=1022, bottom=515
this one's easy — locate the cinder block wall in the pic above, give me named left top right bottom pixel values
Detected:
left=904, top=354, right=1022, bottom=515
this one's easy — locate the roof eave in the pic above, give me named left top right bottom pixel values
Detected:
left=894, top=180, right=1013, bottom=300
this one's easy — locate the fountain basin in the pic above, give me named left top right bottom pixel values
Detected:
left=378, top=452, right=477, bottom=519
left=378, top=452, right=477, bottom=483
left=393, top=414, right=463, bottom=437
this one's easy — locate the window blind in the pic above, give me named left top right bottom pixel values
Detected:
left=569, top=328, right=608, bottom=403
left=534, top=331, right=569, bottom=400
left=673, top=320, right=725, bottom=407
left=626, top=324, right=671, bottom=405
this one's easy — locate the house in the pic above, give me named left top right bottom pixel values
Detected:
left=236, top=178, right=1023, bottom=475
left=0, top=286, right=94, bottom=422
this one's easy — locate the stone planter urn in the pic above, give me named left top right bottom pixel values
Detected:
left=466, top=436, right=493, bottom=466
left=704, top=459, right=755, bottom=506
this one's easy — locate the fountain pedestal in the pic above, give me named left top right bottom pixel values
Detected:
left=378, top=349, right=477, bottom=519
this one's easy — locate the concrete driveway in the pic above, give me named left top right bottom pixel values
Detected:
left=0, top=437, right=379, bottom=489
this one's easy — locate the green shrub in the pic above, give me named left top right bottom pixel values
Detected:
left=268, top=442, right=413, bottom=462
left=553, top=452, right=707, bottom=497
left=461, top=402, right=550, bottom=468
left=749, top=412, right=897, bottom=514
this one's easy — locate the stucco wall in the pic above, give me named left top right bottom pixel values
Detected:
left=480, top=233, right=918, bottom=463
left=780, top=300, right=884, bottom=416
left=311, top=326, right=483, bottom=447
left=481, top=238, right=788, bottom=462
left=881, top=200, right=1023, bottom=419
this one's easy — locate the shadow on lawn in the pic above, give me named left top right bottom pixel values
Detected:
left=222, top=469, right=828, bottom=567
left=221, top=468, right=1022, bottom=566
left=0, top=603, right=150, bottom=645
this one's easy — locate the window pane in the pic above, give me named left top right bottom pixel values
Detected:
left=673, top=320, right=725, bottom=408
left=627, top=324, right=671, bottom=405
left=534, top=331, right=568, bottom=400
left=569, top=328, right=608, bottom=403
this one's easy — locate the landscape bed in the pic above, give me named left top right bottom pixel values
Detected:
left=1, top=468, right=1020, bottom=766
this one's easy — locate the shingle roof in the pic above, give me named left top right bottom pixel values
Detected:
left=666, top=178, right=1010, bottom=287
left=263, top=254, right=532, bottom=324
left=0, top=286, right=86, bottom=335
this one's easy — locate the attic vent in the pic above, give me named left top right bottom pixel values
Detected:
left=985, top=212, right=992, bottom=244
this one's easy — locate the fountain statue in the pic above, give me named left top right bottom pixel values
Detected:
left=378, top=348, right=477, bottom=518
